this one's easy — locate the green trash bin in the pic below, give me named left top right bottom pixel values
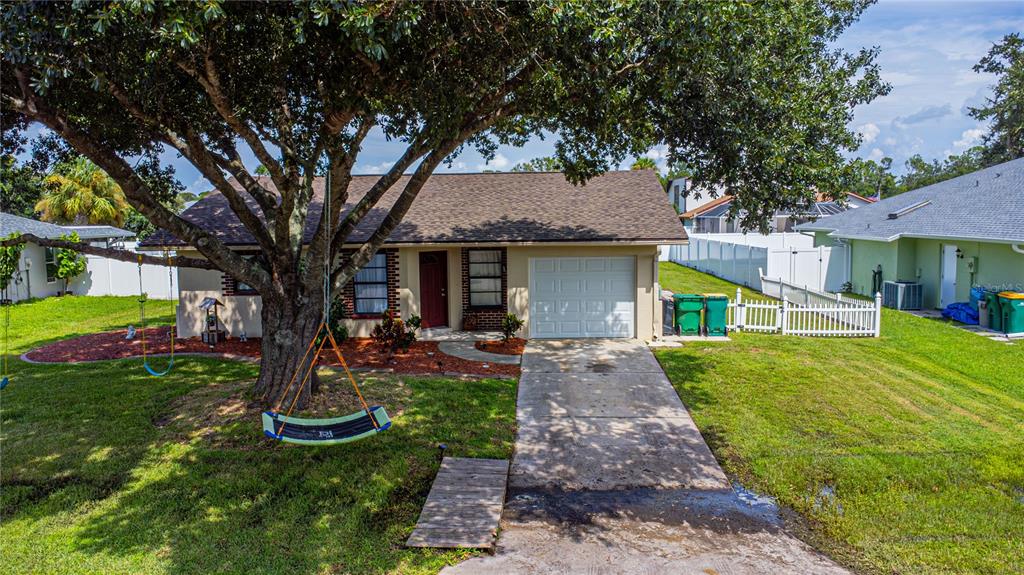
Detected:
left=703, top=293, right=729, bottom=336
left=985, top=291, right=1003, bottom=332
left=998, top=292, right=1024, bottom=335
left=673, top=294, right=705, bottom=335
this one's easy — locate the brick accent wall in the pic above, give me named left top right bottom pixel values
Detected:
left=339, top=248, right=400, bottom=318
left=460, top=247, right=508, bottom=331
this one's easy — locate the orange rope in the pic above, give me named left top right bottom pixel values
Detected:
left=276, top=331, right=329, bottom=437
left=324, top=328, right=377, bottom=429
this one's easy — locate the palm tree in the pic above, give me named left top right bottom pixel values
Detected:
left=36, top=157, right=130, bottom=226
left=630, top=157, right=657, bottom=171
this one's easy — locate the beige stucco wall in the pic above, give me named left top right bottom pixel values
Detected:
left=175, top=255, right=263, bottom=339
left=175, top=244, right=662, bottom=341
left=505, top=244, right=660, bottom=340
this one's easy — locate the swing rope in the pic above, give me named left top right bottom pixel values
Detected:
left=137, top=252, right=176, bottom=377
left=1, top=290, right=11, bottom=390
left=262, top=167, right=385, bottom=444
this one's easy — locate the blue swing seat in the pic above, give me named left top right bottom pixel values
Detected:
left=143, top=357, right=174, bottom=377
left=0, top=376, right=8, bottom=390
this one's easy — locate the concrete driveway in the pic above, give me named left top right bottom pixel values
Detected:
left=512, top=339, right=728, bottom=491
left=444, top=339, right=850, bottom=575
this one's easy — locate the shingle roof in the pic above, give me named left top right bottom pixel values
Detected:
left=142, top=170, right=687, bottom=247
left=0, top=212, right=70, bottom=239
left=63, top=225, right=135, bottom=240
left=796, top=157, right=1024, bottom=243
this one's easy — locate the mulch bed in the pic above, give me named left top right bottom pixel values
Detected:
left=24, top=326, right=520, bottom=378
left=474, top=338, right=526, bottom=356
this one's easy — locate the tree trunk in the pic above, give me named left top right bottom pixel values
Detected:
left=255, top=292, right=325, bottom=411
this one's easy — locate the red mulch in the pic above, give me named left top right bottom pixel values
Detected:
left=474, top=338, right=526, bottom=356
left=24, top=326, right=520, bottom=378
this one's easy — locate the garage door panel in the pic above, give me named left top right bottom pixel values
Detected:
left=558, top=259, right=581, bottom=273
left=530, top=256, right=635, bottom=339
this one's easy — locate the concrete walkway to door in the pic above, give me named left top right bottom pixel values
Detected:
left=444, top=340, right=850, bottom=575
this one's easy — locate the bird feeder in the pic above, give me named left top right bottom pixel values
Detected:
left=199, top=297, right=225, bottom=346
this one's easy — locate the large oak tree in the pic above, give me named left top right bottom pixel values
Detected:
left=1, top=1, right=886, bottom=406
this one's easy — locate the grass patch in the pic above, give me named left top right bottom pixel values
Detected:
left=655, top=263, right=1024, bottom=575
left=1, top=296, right=517, bottom=574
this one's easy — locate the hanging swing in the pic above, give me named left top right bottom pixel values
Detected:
left=262, top=322, right=391, bottom=445
left=1, top=293, right=11, bottom=390
left=137, top=253, right=176, bottom=377
left=261, top=166, right=390, bottom=445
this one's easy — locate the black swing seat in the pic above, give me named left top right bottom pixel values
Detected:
left=262, top=405, right=391, bottom=445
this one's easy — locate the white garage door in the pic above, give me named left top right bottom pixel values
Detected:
left=530, top=257, right=635, bottom=338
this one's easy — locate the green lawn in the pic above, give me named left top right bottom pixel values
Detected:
left=1, top=296, right=517, bottom=574
left=656, top=263, right=1024, bottom=575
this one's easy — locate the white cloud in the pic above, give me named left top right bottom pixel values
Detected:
left=953, top=127, right=985, bottom=149
left=353, top=161, right=396, bottom=174
left=476, top=153, right=510, bottom=171
left=186, top=176, right=212, bottom=194
left=881, top=71, right=919, bottom=87
left=867, top=147, right=886, bottom=162
left=856, top=123, right=881, bottom=144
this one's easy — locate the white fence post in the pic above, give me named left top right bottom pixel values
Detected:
left=779, top=298, right=788, bottom=334
left=873, top=292, right=883, bottom=337
left=735, top=287, right=744, bottom=332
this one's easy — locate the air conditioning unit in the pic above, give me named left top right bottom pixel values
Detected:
left=883, top=280, right=923, bottom=310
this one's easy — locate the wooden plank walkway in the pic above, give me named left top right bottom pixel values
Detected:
left=406, top=457, right=510, bottom=549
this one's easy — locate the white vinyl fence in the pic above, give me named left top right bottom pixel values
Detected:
left=69, top=241, right=177, bottom=299
left=661, top=233, right=850, bottom=292
left=727, top=273, right=881, bottom=337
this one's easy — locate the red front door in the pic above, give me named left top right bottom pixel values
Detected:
left=419, top=251, right=449, bottom=328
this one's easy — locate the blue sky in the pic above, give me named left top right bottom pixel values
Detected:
left=835, top=1, right=1023, bottom=173
left=19, top=1, right=1024, bottom=192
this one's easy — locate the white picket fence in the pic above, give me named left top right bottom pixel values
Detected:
left=726, top=276, right=881, bottom=337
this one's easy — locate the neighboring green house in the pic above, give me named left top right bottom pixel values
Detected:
left=797, top=157, right=1024, bottom=309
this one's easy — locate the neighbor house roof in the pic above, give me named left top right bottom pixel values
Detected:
left=0, top=212, right=70, bottom=239
left=796, top=157, right=1024, bottom=244
left=682, top=191, right=873, bottom=221
left=63, top=225, right=135, bottom=240
left=141, top=170, right=687, bottom=248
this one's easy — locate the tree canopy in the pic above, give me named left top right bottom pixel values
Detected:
left=1, top=0, right=886, bottom=403
left=969, top=33, right=1023, bottom=164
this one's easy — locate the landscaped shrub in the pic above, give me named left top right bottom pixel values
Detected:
left=371, top=312, right=419, bottom=352
left=54, top=232, right=86, bottom=295
left=500, top=313, right=523, bottom=341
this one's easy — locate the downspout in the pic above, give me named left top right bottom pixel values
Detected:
left=1012, top=244, right=1024, bottom=255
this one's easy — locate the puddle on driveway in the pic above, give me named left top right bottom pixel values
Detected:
left=732, top=482, right=779, bottom=512
left=587, top=362, right=615, bottom=373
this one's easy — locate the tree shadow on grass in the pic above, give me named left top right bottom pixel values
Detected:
left=47, top=375, right=516, bottom=575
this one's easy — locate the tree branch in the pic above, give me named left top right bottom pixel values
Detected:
left=0, top=234, right=218, bottom=270
left=7, top=68, right=269, bottom=290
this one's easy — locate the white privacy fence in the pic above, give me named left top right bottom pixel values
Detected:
left=661, top=233, right=850, bottom=292
left=725, top=277, right=881, bottom=337
left=69, top=241, right=177, bottom=299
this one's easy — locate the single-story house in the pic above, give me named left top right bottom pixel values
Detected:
left=796, top=157, right=1024, bottom=309
left=683, top=192, right=875, bottom=234
left=0, top=212, right=137, bottom=301
left=141, top=170, right=687, bottom=340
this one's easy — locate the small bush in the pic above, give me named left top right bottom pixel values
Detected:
left=501, top=313, right=524, bottom=341
left=371, top=312, right=417, bottom=352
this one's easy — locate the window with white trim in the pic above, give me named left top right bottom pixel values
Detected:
left=468, top=249, right=502, bottom=308
left=353, top=253, right=388, bottom=314
left=45, top=247, right=58, bottom=283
